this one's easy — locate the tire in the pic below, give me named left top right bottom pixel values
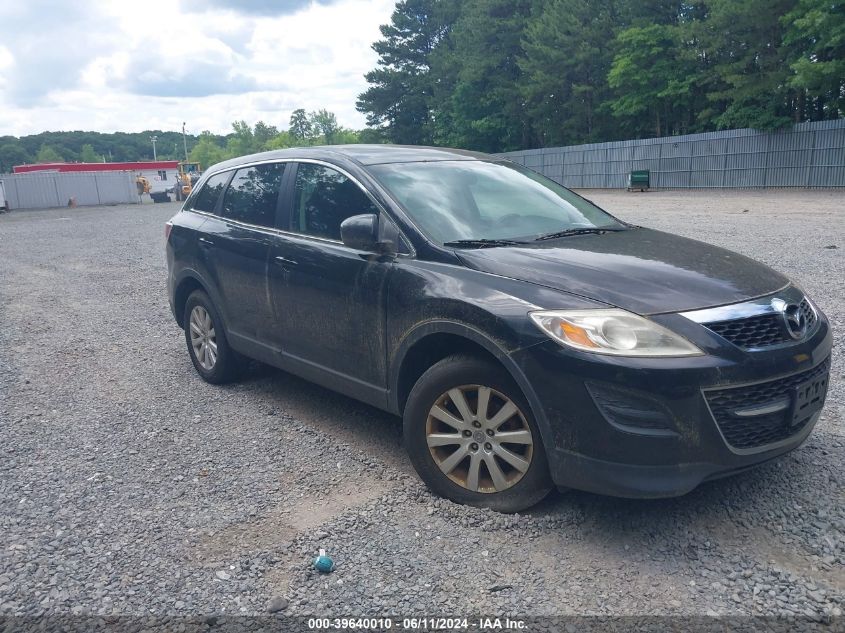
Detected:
left=403, top=355, right=552, bottom=512
left=183, top=290, right=241, bottom=384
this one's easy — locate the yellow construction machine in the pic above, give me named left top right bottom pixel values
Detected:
left=136, top=175, right=151, bottom=196
left=174, top=162, right=201, bottom=201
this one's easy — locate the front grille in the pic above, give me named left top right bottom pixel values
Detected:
left=799, top=297, right=818, bottom=331
left=705, top=358, right=830, bottom=450
left=704, top=298, right=817, bottom=349
left=706, top=313, right=787, bottom=348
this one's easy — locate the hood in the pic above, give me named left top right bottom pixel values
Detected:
left=456, top=228, right=789, bottom=314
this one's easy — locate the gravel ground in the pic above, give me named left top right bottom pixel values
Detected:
left=0, top=190, right=842, bottom=624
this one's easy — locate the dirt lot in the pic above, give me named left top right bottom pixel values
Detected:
left=0, top=190, right=842, bottom=622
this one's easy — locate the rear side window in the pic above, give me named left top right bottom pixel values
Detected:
left=220, top=163, right=285, bottom=228
left=292, top=163, right=379, bottom=240
left=191, top=172, right=230, bottom=213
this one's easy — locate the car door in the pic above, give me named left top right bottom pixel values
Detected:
left=198, top=162, right=286, bottom=344
left=267, top=161, right=394, bottom=403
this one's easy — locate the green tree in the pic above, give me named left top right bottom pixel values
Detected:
left=264, top=131, right=295, bottom=150
left=310, top=109, right=341, bottom=144
left=79, top=143, right=100, bottom=162
left=783, top=0, right=845, bottom=119
left=519, top=0, right=616, bottom=146
left=35, top=144, right=64, bottom=163
left=289, top=109, right=313, bottom=143
left=189, top=132, right=227, bottom=169
left=607, top=23, right=701, bottom=137
left=225, top=120, right=257, bottom=157
left=357, top=0, right=454, bottom=144
left=0, top=143, right=32, bottom=172
left=253, top=121, right=279, bottom=147
left=431, top=0, right=536, bottom=152
left=358, top=128, right=388, bottom=144
left=695, top=0, right=797, bottom=130
left=333, top=128, right=362, bottom=144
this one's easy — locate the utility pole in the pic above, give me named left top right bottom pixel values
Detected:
left=182, top=122, right=189, bottom=162
left=150, top=135, right=158, bottom=160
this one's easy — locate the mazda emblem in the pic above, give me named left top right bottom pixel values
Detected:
left=783, top=303, right=808, bottom=339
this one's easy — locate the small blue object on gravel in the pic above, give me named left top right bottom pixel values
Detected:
left=313, top=548, right=335, bottom=573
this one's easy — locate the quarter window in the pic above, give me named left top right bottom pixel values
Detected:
left=191, top=172, right=230, bottom=213
left=292, top=163, right=379, bottom=240
left=221, top=163, right=285, bottom=228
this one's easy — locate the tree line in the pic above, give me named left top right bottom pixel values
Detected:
left=187, top=109, right=383, bottom=169
left=357, top=0, right=845, bottom=152
left=0, top=109, right=378, bottom=173
left=0, top=130, right=215, bottom=173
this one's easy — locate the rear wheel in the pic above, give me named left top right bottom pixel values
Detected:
left=404, top=355, right=552, bottom=512
left=183, top=290, right=241, bottom=384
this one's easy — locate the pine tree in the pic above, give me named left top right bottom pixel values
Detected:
left=356, top=0, right=453, bottom=144
left=431, top=0, right=536, bottom=152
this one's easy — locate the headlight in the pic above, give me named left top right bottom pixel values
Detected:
left=529, top=309, right=703, bottom=357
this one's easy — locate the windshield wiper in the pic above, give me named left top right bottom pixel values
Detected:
left=443, top=238, right=528, bottom=249
left=534, top=227, right=624, bottom=241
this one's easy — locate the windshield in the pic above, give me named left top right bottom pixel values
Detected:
left=370, top=160, right=625, bottom=244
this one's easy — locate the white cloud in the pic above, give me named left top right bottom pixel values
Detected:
left=0, top=0, right=395, bottom=136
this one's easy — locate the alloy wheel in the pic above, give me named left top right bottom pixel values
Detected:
left=189, top=305, right=217, bottom=371
left=425, top=385, right=534, bottom=493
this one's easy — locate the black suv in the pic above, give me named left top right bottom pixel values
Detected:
left=166, top=145, right=831, bottom=512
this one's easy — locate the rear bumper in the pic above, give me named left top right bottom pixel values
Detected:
left=508, top=315, right=832, bottom=498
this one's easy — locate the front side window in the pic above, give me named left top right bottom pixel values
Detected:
left=292, top=163, right=379, bottom=240
left=191, top=172, right=230, bottom=213
left=220, top=163, right=285, bottom=228
left=370, top=160, right=625, bottom=244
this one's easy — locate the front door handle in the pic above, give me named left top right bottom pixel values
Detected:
left=274, top=255, right=298, bottom=267
left=198, top=237, right=214, bottom=249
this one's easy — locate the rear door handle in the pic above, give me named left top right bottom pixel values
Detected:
left=274, top=255, right=298, bottom=267
left=198, top=237, right=214, bottom=249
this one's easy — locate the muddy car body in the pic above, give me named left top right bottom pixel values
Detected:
left=166, top=145, right=832, bottom=511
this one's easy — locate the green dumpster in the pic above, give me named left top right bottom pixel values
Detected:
left=628, top=170, right=650, bottom=191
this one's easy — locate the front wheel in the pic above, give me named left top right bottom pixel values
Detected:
left=403, top=355, right=552, bottom=512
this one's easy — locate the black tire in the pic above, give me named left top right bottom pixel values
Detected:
left=403, top=355, right=552, bottom=512
left=183, top=289, right=241, bottom=384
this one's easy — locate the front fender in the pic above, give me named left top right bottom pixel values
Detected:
left=387, top=317, right=559, bottom=456
left=385, top=260, right=606, bottom=449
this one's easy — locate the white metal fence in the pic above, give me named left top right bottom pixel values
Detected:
left=0, top=171, right=139, bottom=210
left=499, top=119, right=845, bottom=188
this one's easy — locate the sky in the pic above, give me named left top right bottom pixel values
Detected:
left=0, top=0, right=396, bottom=138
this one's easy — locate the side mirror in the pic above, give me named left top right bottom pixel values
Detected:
left=340, top=214, right=382, bottom=252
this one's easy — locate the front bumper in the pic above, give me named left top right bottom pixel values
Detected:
left=509, top=311, right=833, bottom=498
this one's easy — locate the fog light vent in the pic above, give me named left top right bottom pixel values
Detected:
left=586, top=382, right=678, bottom=437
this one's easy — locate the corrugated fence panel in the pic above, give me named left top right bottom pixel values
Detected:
left=7, top=172, right=61, bottom=208
left=499, top=119, right=845, bottom=188
left=690, top=155, right=722, bottom=171
left=814, top=148, right=843, bottom=165
left=810, top=166, right=845, bottom=187
left=815, top=128, right=845, bottom=149
left=1, top=171, right=140, bottom=209
left=96, top=172, right=139, bottom=204
left=56, top=173, right=100, bottom=206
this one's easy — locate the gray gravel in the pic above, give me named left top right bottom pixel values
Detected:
left=0, top=191, right=842, bottom=621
